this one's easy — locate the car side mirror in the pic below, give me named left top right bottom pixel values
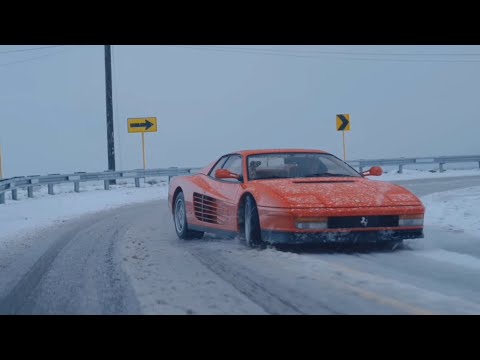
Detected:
left=215, top=169, right=241, bottom=180
left=362, top=166, right=383, bottom=177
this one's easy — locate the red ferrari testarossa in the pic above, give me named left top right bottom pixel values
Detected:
left=168, top=149, right=425, bottom=247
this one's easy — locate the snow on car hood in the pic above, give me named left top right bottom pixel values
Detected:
left=250, top=178, right=422, bottom=208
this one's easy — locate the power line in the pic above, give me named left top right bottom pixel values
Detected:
left=197, top=45, right=480, bottom=57
left=0, top=45, right=65, bottom=54
left=175, top=45, right=480, bottom=62
left=0, top=48, right=71, bottom=68
left=171, top=45, right=480, bottom=63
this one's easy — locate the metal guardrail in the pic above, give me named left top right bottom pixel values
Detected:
left=349, top=155, right=480, bottom=174
left=1, top=155, right=480, bottom=205
left=0, top=167, right=201, bottom=205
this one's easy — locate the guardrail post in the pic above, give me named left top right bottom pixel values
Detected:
left=28, top=186, right=33, bottom=198
left=104, top=180, right=110, bottom=190
left=439, top=163, right=445, bottom=172
left=359, top=166, right=363, bottom=173
left=74, top=182, right=80, bottom=193
left=135, top=178, right=140, bottom=188
left=398, top=164, right=403, bottom=174
left=48, top=184, right=54, bottom=195
left=12, top=189, right=18, bottom=200
left=0, top=192, right=4, bottom=204
left=478, top=161, right=480, bottom=169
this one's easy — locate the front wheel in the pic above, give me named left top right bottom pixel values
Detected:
left=244, top=196, right=265, bottom=248
left=174, top=192, right=204, bottom=240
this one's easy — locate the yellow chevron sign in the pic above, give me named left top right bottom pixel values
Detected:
left=336, top=114, right=350, bottom=131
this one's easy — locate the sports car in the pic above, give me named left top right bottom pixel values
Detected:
left=168, top=149, right=425, bottom=247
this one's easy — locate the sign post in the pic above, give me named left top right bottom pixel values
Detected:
left=142, top=132, right=146, bottom=169
left=336, top=114, right=351, bottom=160
left=0, top=143, right=3, bottom=179
left=127, top=117, right=158, bottom=170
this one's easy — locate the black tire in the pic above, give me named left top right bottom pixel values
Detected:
left=173, top=192, right=204, bottom=240
left=244, top=196, right=265, bottom=248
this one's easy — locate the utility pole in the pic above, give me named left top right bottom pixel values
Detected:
left=0, top=143, right=3, bottom=179
left=105, top=45, right=116, bottom=184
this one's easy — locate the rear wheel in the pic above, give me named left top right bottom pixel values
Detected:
left=245, top=196, right=265, bottom=248
left=174, top=192, right=204, bottom=240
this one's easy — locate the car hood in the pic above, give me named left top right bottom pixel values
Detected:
left=249, top=178, right=422, bottom=208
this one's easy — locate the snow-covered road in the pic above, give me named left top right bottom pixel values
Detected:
left=0, top=173, right=479, bottom=314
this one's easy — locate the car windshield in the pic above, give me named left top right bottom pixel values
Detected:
left=247, top=153, right=361, bottom=180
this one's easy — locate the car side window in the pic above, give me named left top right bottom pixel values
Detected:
left=209, top=156, right=228, bottom=178
left=222, top=155, right=243, bottom=182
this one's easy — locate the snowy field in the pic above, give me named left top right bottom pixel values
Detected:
left=373, top=168, right=480, bottom=181
left=0, top=178, right=169, bottom=241
left=422, top=186, right=480, bottom=238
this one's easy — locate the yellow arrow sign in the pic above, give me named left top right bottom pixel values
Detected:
left=336, top=114, right=350, bottom=131
left=127, top=117, right=158, bottom=133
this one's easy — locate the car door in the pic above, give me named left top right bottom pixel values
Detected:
left=198, top=154, right=243, bottom=232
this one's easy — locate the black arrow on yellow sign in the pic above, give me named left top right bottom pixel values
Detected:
left=130, top=119, right=154, bottom=130
left=337, top=115, right=349, bottom=131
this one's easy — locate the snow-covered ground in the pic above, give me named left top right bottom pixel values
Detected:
left=0, top=179, right=169, bottom=242
left=372, top=168, right=480, bottom=181
left=1, top=171, right=480, bottom=314
left=422, top=186, right=480, bottom=238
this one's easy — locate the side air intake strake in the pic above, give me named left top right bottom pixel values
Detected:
left=193, top=192, right=226, bottom=224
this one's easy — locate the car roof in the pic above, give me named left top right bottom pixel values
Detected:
left=232, top=149, right=330, bottom=157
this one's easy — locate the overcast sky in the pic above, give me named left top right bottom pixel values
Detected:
left=1, top=45, right=479, bottom=177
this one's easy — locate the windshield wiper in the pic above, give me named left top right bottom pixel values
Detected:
left=302, top=173, right=356, bottom=178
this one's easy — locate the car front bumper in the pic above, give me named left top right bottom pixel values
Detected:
left=261, top=229, right=424, bottom=245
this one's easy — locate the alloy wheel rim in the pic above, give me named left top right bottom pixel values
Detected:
left=175, top=198, right=185, bottom=233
